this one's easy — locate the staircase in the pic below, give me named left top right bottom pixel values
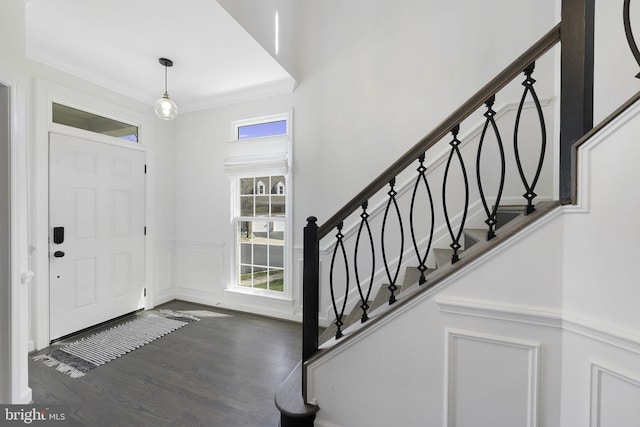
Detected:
left=275, top=1, right=621, bottom=423
left=276, top=201, right=559, bottom=426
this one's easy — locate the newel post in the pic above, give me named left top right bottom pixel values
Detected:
left=560, top=0, right=595, bottom=203
left=302, top=216, right=319, bottom=363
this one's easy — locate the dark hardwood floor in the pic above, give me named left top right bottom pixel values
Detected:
left=29, top=300, right=302, bottom=427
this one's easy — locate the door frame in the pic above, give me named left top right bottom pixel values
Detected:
left=0, top=69, right=32, bottom=404
left=33, top=80, right=155, bottom=350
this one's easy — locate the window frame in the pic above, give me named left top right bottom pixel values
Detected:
left=227, top=112, right=292, bottom=300
left=231, top=113, right=288, bottom=142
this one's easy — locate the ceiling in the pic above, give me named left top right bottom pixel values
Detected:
left=24, top=0, right=295, bottom=113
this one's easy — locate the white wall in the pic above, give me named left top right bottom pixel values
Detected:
left=594, top=0, right=640, bottom=122
left=293, top=0, right=558, bottom=230
left=561, top=96, right=640, bottom=427
left=216, top=0, right=298, bottom=80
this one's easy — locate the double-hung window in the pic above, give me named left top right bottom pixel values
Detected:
left=237, top=176, right=286, bottom=292
left=225, top=113, right=291, bottom=297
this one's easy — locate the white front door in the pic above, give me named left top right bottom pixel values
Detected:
left=49, top=132, right=146, bottom=340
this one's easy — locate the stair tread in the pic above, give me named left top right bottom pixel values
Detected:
left=369, top=285, right=395, bottom=312
left=495, top=205, right=526, bottom=229
left=400, top=267, right=436, bottom=294
left=318, top=299, right=371, bottom=343
left=433, top=248, right=453, bottom=267
left=464, top=228, right=487, bottom=242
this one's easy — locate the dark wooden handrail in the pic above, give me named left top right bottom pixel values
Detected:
left=317, top=23, right=561, bottom=240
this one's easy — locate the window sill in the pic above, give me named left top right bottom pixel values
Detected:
left=224, top=286, right=293, bottom=303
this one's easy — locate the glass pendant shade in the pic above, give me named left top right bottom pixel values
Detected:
left=155, top=58, right=178, bottom=120
left=155, top=93, right=178, bottom=120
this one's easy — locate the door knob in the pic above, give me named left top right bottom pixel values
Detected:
left=53, top=251, right=65, bottom=258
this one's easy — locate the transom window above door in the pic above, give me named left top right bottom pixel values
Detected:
left=52, top=103, right=139, bottom=142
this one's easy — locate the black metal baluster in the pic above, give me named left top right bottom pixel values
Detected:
left=329, top=221, right=349, bottom=339
left=442, top=125, right=469, bottom=264
left=354, top=202, right=375, bottom=323
left=410, top=154, right=435, bottom=284
left=381, top=178, right=404, bottom=304
left=624, top=0, right=640, bottom=78
left=476, top=95, right=506, bottom=240
left=514, top=62, right=547, bottom=214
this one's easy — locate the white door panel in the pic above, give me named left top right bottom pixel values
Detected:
left=49, top=133, right=145, bottom=340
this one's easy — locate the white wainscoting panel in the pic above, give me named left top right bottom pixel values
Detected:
left=175, top=240, right=225, bottom=296
left=444, top=329, right=540, bottom=427
left=154, top=241, right=176, bottom=305
left=590, top=362, right=640, bottom=427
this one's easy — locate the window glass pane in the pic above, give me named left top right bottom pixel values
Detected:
left=251, top=220, right=268, bottom=239
left=240, top=196, right=254, bottom=217
left=239, top=220, right=252, bottom=241
left=253, top=266, right=268, bottom=289
left=268, top=268, right=284, bottom=291
left=271, top=176, right=286, bottom=194
left=239, top=265, right=252, bottom=287
left=240, top=243, right=252, bottom=264
left=271, top=196, right=285, bottom=216
left=269, top=246, right=284, bottom=268
left=255, top=196, right=270, bottom=216
left=240, top=178, right=254, bottom=195
left=254, top=244, right=268, bottom=267
left=268, top=222, right=284, bottom=244
left=238, top=120, right=286, bottom=139
left=52, top=103, right=138, bottom=142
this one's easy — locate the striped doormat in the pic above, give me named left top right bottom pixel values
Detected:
left=33, top=310, right=199, bottom=378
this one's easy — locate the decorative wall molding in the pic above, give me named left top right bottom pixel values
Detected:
left=174, top=240, right=226, bottom=295
left=443, top=329, right=540, bottom=427
left=437, top=296, right=640, bottom=355
left=154, top=241, right=175, bottom=305
left=437, top=296, right=563, bottom=328
left=564, top=312, right=640, bottom=355
left=590, top=361, right=640, bottom=427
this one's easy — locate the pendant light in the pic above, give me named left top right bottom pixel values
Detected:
left=155, top=57, right=178, bottom=120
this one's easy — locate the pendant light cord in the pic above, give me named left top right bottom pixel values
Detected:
left=164, top=64, right=168, bottom=95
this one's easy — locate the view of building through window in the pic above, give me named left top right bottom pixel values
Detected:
left=237, top=176, right=286, bottom=292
